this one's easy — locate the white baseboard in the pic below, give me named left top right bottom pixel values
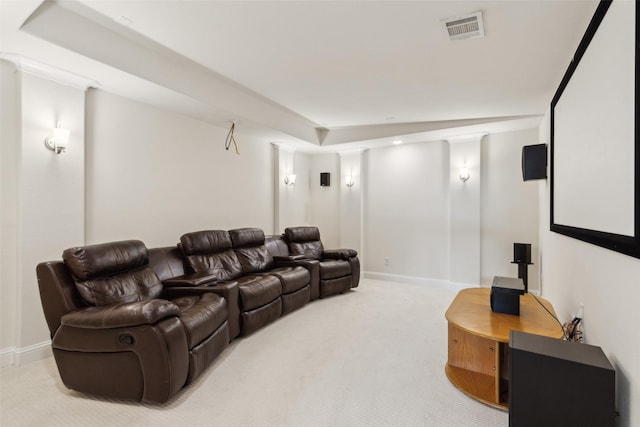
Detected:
left=0, top=347, right=16, bottom=367
left=363, top=271, right=476, bottom=291
left=1, top=341, right=52, bottom=367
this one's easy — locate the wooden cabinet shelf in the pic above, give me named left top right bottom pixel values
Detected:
left=445, top=288, right=563, bottom=411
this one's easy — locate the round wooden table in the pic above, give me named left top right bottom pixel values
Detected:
left=445, top=287, right=564, bottom=410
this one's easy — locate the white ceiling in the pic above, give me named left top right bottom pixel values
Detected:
left=1, top=0, right=599, bottom=151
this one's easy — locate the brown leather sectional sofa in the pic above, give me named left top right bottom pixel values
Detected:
left=36, top=226, right=359, bottom=403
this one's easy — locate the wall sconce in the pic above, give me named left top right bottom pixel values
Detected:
left=284, top=174, right=296, bottom=186
left=44, top=123, right=70, bottom=154
left=459, top=167, right=470, bottom=182
left=345, top=176, right=355, bottom=188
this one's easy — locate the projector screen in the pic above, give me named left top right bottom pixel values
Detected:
left=550, top=0, right=639, bottom=258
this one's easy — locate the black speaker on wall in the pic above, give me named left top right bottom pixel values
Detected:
left=509, top=331, right=615, bottom=427
left=522, top=144, right=547, bottom=181
left=320, top=172, right=331, bottom=186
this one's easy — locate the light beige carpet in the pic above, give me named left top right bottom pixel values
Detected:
left=1, top=279, right=507, bottom=426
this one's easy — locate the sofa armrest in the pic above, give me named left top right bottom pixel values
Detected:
left=273, top=255, right=307, bottom=261
left=163, top=281, right=240, bottom=340
left=61, top=299, right=180, bottom=329
left=322, top=249, right=357, bottom=260
left=163, top=272, right=221, bottom=287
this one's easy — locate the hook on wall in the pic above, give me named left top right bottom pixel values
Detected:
left=225, top=121, right=240, bottom=155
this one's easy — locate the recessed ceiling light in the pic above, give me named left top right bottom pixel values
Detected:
left=392, top=139, right=403, bottom=145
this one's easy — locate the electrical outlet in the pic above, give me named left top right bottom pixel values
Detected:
left=577, top=303, right=584, bottom=319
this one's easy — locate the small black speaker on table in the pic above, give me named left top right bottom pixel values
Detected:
left=522, top=144, right=547, bottom=181
left=320, top=172, right=330, bottom=186
left=509, top=330, right=615, bottom=427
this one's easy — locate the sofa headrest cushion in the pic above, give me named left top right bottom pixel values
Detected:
left=229, top=228, right=265, bottom=248
left=180, top=230, right=232, bottom=255
left=63, top=240, right=148, bottom=281
left=284, top=226, right=321, bottom=243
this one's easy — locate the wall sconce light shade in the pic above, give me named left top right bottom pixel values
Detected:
left=284, top=174, right=296, bottom=186
left=345, top=176, right=355, bottom=188
left=44, top=123, right=70, bottom=154
left=459, top=167, right=470, bottom=182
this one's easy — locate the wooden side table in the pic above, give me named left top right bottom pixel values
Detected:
left=445, top=287, right=564, bottom=410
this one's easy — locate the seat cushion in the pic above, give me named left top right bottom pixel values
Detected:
left=319, top=259, right=351, bottom=280
left=236, top=275, right=282, bottom=311
left=171, top=293, right=228, bottom=348
left=269, top=266, right=310, bottom=294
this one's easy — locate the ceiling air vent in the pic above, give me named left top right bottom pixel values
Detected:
left=443, top=11, right=485, bottom=41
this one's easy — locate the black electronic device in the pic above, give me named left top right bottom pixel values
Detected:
left=522, top=144, right=547, bottom=181
left=513, top=243, right=531, bottom=264
left=490, top=276, right=525, bottom=316
left=511, top=243, right=533, bottom=292
left=320, top=172, right=331, bottom=186
left=509, top=330, right=615, bottom=427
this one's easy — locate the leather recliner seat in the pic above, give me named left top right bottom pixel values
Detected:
left=179, top=229, right=311, bottom=336
left=284, top=226, right=360, bottom=298
left=36, top=226, right=359, bottom=403
left=36, top=240, right=230, bottom=403
left=229, top=228, right=311, bottom=315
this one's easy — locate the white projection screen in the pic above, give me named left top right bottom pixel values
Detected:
left=551, top=0, right=639, bottom=258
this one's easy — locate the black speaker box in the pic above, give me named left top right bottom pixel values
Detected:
left=513, top=243, right=531, bottom=264
left=491, top=276, right=525, bottom=316
left=522, top=144, right=547, bottom=181
left=509, top=331, right=615, bottom=427
left=320, top=172, right=330, bottom=186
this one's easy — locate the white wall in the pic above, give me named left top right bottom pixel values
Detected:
left=1, top=64, right=86, bottom=365
left=537, top=3, right=638, bottom=423
left=309, top=153, right=340, bottom=248
left=448, top=137, right=481, bottom=285
left=1, top=61, right=20, bottom=357
left=85, top=90, right=274, bottom=247
left=539, top=107, right=639, bottom=427
left=481, top=129, right=540, bottom=291
left=274, top=145, right=311, bottom=234
left=339, top=150, right=364, bottom=254
left=363, top=130, right=540, bottom=287
left=364, top=141, right=450, bottom=279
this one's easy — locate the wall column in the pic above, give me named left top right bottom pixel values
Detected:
left=446, top=134, right=484, bottom=286
left=0, top=56, right=93, bottom=366
left=273, top=143, right=310, bottom=233
left=339, top=150, right=364, bottom=257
